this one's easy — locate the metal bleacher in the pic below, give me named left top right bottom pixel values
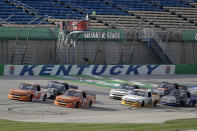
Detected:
left=0, top=0, right=197, bottom=30
left=0, top=0, right=40, bottom=24
left=109, top=0, right=163, bottom=11
left=19, top=0, right=84, bottom=19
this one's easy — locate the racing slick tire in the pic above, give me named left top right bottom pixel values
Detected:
left=141, top=101, right=144, bottom=107
left=153, top=100, right=158, bottom=107
left=89, top=101, right=92, bottom=107
left=50, top=95, right=55, bottom=100
left=180, top=101, right=184, bottom=106
left=192, top=101, right=196, bottom=107
left=29, top=95, right=33, bottom=102
left=43, top=94, right=47, bottom=101
left=75, top=102, right=80, bottom=108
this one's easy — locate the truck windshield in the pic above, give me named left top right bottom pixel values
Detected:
left=169, top=90, right=180, bottom=97
left=47, top=83, right=64, bottom=90
left=118, top=84, right=134, bottom=90
left=64, top=90, right=81, bottom=97
left=131, top=90, right=146, bottom=97
left=18, top=83, right=34, bottom=90
left=158, top=82, right=170, bottom=88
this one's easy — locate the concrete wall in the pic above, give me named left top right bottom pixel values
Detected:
left=0, top=36, right=197, bottom=64
left=0, top=40, right=56, bottom=64
left=165, top=42, right=197, bottom=64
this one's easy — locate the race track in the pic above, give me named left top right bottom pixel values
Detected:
left=0, top=75, right=197, bottom=123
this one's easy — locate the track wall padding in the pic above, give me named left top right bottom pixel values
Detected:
left=175, top=64, right=197, bottom=74
left=4, top=65, right=175, bottom=76
left=0, top=64, right=3, bottom=76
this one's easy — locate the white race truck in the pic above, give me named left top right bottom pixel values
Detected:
left=121, top=89, right=159, bottom=107
left=109, top=83, right=139, bottom=99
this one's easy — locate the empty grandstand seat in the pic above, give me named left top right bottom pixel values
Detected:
left=0, top=0, right=197, bottom=29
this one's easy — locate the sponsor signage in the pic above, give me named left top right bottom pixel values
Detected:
left=4, top=65, right=175, bottom=76
left=181, top=30, right=197, bottom=42
left=70, top=29, right=125, bottom=42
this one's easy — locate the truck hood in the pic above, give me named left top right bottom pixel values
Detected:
left=9, top=88, right=30, bottom=94
left=162, top=95, right=176, bottom=100
left=123, top=95, right=144, bottom=101
left=111, top=89, right=129, bottom=94
left=156, top=87, right=167, bottom=90
left=161, top=95, right=176, bottom=103
left=41, top=88, right=57, bottom=92
left=56, top=95, right=79, bottom=101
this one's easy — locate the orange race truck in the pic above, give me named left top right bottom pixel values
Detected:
left=54, top=89, right=96, bottom=108
left=8, top=83, right=47, bottom=102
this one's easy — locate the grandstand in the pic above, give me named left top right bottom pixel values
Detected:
left=0, top=0, right=197, bottom=65
left=1, top=0, right=197, bottom=30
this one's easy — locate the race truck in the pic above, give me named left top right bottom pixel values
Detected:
left=8, top=83, right=47, bottom=102
left=151, top=82, right=179, bottom=97
left=121, top=89, right=159, bottom=107
left=188, top=86, right=197, bottom=95
left=160, top=89, right=197, bottom=107
left=41, top=81, right=78, bottom=99
left=54, top=89, right=96, bottom=108
left=109, top=83, right=139, bottom=99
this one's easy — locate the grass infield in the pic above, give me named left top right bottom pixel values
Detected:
left=0, top=118, right=197, bottom=131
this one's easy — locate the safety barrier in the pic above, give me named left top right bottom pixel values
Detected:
left=0, top=64, right=4, bottom=76
left=2, top=64, right=197, bottom=75
left=175, top=64, right=197, bottom=74
left=3, top=65, right=175, bottom=75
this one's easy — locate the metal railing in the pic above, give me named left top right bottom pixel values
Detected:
left=8, top=0, right=38, bottom=14
left=0, top=14, right=15, bottom=24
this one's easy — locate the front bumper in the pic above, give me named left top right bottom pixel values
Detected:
left=54, top=100, right=76, bottom=108
left=121, top=100, right=141, bottom=107
left=109, top=93, right=124, bottom=99
left=8, top=94, right=29, bottom=101
left=160, top=101, right=179, bottom=106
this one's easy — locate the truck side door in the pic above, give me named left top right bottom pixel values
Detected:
left=35, top=85, right=41, bottom=99
left=81, top=92, right=87, bottom=107
left=145, top=92, right=152, bottom=105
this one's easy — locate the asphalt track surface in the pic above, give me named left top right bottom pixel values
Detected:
left=0, top=75, right=197, bottom=123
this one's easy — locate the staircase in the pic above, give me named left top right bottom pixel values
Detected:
left=11, top=44, right=26, bottom=64
left=139, top=28, right=172, bottom=64
left=140, top=38, right=172, bottom=64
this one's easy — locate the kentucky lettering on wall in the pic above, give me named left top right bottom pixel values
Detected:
left=4, top=65, right=175, bottom=76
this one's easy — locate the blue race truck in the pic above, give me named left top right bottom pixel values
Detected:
left=161, top=89, right=197, bottom=107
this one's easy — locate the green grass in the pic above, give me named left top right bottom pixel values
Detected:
left=45, top=75, right=155, bottom=89
left=0, top=118, right=197, bottom=131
